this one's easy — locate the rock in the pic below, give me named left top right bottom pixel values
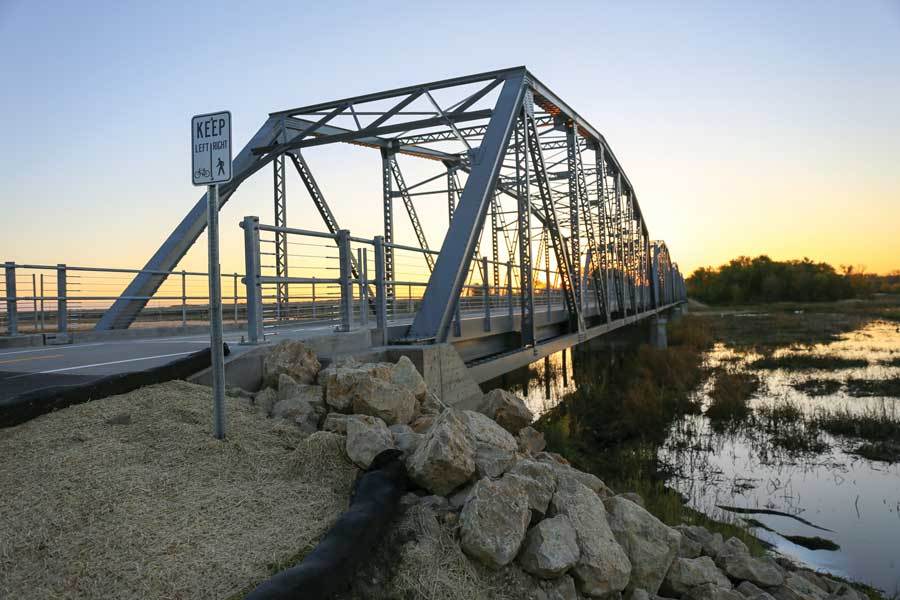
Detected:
left=737, top=582, right=776, bottom=600
left=715, top=537, right=783, bottom=588
left=350, top=377, right=417, bottom=425
left=604, top=495, right=681, bottom=594
left=517, top=514, right=580, bottom=579
left=517, top=426, right=547, bottom=454
left=459, top=477, right=530, bottom=568
left=410, top=414, right=435, bottom=433
left=406, top=409, right=475, bottom=495
left=263, top=340, right=320, bottom=387
left=460, top=410, right=518, bottom=478
left=345, top=415, right=394, bottom=469
left=677, top=525, right=724, bottom=558
left=536, top=451, right=570, bottom=465
left=420, top=392, right=448, bottom=415
left=661, top=556, right=732, bottom=597
left=322, top=412, right=349, bottom=434
left=545, top=461, right=614, bottom=498
left=617, top=492, right=645, bottom=508
left=225, top=386, right=253, bottom=399
left=278, top=375, right=325, bottom=408
left=448, top=483, right=474, bottom=510
left=772, top=574, right=829, bottom=600
left=393, top=430, right=424, bottom=455
left=630, top=590, right=673, bottom=600
left=536, top=575, right=579, bottom=600
left=827, top=584, right=863, bottom=600
left=684, top=584, right=744, bottom=600
left=254, top=387, right=278, bottom=416
left=794, top=572, right=830, bottom=594
left=272, top=396, right=313, bottom=420
left=478, top=388, right=534, bottom=434
left=549, top=476, right=631, bottom=597
left=390, top=355, right=427, bottom=401
left=319, top=360, right=392, bottom=412
left=679, top=533, right=703, bottom=558
left=508, top=459, right=557, bottom=517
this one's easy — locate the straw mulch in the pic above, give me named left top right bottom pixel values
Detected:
left=0, top=380, right=358, bottom=599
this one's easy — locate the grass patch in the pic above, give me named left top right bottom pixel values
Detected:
left=706, top=370, right=759, bottom=423
left=750, top=354, right=868, bottom=370
left=792, top=378, right=843, bottom=396
left=882, top=356, right=900, bottom=367
left=814, top=403, right=900, bottom=444
left=854, top=441, right=900, bottom=463
left=755, top=400, right=829, bottom=454
left=845, top=377, right=900, bottom=398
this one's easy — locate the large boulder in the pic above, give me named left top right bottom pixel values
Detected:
left=460, top=410, right=518, bottom=478
left=684, top=584, right=745, bottom=600
left=661, top=556, right=732, bottom=597
left=517, top=426, right=547, bottom=454
left=319, top=360, right=392, bottom=412
left=459, top=477, right=531, bottom=568
left=549, top=476, right=631, bottom=597
left=535, top=575, right=579, bottom=600
left=517, top=514, right=581, bottom=579
left=771, top=573, right=829, bottom=600
left=272, top=397, right=317, bottom=430
left=677, top=525, right=725, bottom=558
left=390, top=424, right=424, bottom=455
left=253, top=387, right=278, bottom=416
left=345, top=415, right=394, bottom=469
left=737, top=582, right=777, bottom=600
left=604, top=495, right=681, bottom=594
left=263, top=340, right=320, bottom=387
left=539, top=458, right=614, bottom=498
left=278, top=374, right=324, bottom=407
left=322, top=412, right=349, bottom=434
left=390, top=355, right=427, bottom=401
left=715, top=537, right=783, bottom=588
left=508, top=459, right=557, bottom=518
left=350, top=377, right=417, bottom=426
left=406, top=409, right=475, bottom=495
left=477, top=388, right=534, bottom=434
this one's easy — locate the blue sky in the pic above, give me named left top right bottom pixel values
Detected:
left=1, top=0, right=899, bottom=274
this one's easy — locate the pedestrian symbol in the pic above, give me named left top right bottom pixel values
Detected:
left=217, top=157, right=225, bottom=176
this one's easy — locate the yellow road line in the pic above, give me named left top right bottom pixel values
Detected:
left=0, top=353, right=64, bottom=366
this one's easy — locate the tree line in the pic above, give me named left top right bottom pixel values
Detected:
left=686, top=255, right=900, bottom=304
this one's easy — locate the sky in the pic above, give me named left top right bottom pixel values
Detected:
left=1, top=0, right=899, bottom=278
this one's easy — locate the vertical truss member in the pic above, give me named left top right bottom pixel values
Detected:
left=526, top=112, right=582, bottom=331
left=515, top=106, right=535, bottom=347
left=593, top=144, right=611, bottom=323
left=381, top=149, right=395, bottom=304
left=273, top=154, right=289, bottom=316
left=566, top=122, right=606, bottom=322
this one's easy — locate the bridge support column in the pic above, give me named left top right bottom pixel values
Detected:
left=241, top=216, right=264, bottom=344
left=650, top=314, right=668, bottom=349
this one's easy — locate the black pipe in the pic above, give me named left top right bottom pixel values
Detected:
left=245, top=449, right=409, bottom=600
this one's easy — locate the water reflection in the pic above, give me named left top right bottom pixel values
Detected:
left=489, top=320, right=900, bottom=593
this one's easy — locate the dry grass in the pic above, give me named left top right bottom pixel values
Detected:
left=0, top=380, right=358, bottom=600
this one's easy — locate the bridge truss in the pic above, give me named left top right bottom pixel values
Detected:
left=97, top=67, right=685, bottom=345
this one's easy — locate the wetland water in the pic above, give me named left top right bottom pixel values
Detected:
left=484, top=316, right=900, bottom=594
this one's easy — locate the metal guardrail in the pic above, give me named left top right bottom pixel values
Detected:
left=1, top=261, right=245, bottom=336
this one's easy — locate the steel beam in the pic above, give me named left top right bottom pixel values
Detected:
left=273, top=154, right=288, bottom=315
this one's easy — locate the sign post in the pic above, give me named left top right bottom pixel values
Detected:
left=192, top=111, right=232, bottom=440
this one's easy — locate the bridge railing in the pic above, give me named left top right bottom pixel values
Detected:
left=1, top=261, right=245, bottom=337
left=239, top=216, right=574, bottom=344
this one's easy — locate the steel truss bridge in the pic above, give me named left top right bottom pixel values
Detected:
left=93, top=66, right=686, bottom=365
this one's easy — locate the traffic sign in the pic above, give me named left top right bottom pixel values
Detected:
left=192, top=111, right=232, bottom=186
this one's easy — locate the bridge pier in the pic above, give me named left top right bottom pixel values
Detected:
left=650, top=314, right=668, bottom=349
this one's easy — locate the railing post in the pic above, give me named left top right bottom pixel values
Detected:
left=482, top=256, right=491, bottom=332
left=311, top=277, right=317, bottom=319
left=359, top=248, right=369, bottom=327
left=181, top=270, right=187, bottom=327
left=56, top=264, right=67, bottom=334
left=32, top=273, right=37, bottom=332
left=241, top=216, right=263, bottom=344
left=233, top=272, right=238, bottom=323
left=39, top=274, right=45, bottom=331
left=374, top=236, right=388, bottom=342
left=546, top=264, right=552, bottom=319
left=4, top=262, right=17, bottom=336
left=506, top=261, right=521, bottom=327
left=337, top=229, right=352, bottom=332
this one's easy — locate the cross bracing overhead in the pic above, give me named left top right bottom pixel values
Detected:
left=97, top=66, right=683, bottom=345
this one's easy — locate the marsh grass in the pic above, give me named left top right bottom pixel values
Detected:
left=845, top=377, right=900, bottom=398
left=792, top=378, right=843, bottom=396
left=750, top=354, right=868, bottom=370
left=706, top=370, right=759, bottom=423
left=755, top=400, right=829, bottom=454
left=814, top=402, right=900, bottom=443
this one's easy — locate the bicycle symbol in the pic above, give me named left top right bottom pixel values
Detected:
left=194, top=167, right=211, bottom=179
